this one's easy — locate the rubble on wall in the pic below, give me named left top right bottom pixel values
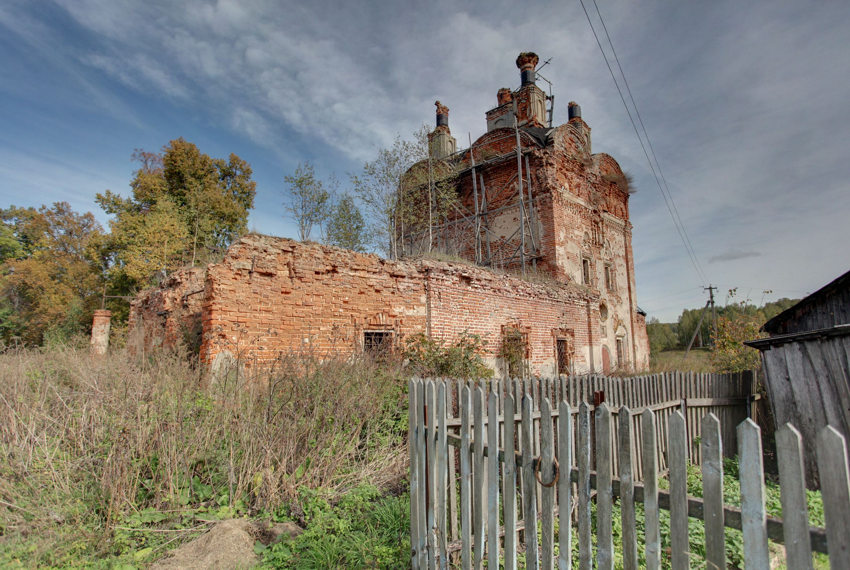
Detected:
left=128, top=267, right=206, bottom=355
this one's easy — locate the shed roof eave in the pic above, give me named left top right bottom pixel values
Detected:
left=745, top=323, right=850, bottom=350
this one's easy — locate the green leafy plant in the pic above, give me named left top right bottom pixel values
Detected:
left=261, top=484, right=409, bottom=569
left=403, top=331, right=493, bottom=379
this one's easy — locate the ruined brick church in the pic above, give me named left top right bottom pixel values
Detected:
left=129, top=53, right=650, bottom=377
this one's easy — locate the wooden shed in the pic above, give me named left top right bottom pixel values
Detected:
left=745, top=269, right=850, bottom=486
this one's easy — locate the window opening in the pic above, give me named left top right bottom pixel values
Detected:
left=502, top=327, right=529, bottom=379
left=582, top=258, right=591, bottom=285
left=556, top=338, right=571, bottom=377
left=616, top=337, right=625, bottom=368
left=604, top=263, right=614, bottom=291
left=364, top=331, right=393, bottom=356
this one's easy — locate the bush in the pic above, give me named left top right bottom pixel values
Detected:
left=402, top=331, right=493, bottom=379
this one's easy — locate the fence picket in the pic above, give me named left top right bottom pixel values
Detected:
left=596, top=403, right=614, bottom=569
left=540, top=398, right=556, bottom=568
left=701, top=413, right=725, bottom=569
left=578, top=402, right=592, bottom=570
left=533, top=379, right=542, bottom=515
left=641, top=409, right=660, bottom=570
left=514, top=378, right=525, bottom=531
left=473, top=386, right=485, bottom=569
left=416, top=380, right=428, bottom=569
left=669, top=410, right=689, bottom=570
left=448, top=381, right=459, bottom=547
left=425, top=381, right=438, bottom=570
left=817, top=426, right=850, bottom=569
left=460, top=386, right=472, bottom=570
left=437, top=382, right=448, bottom=569
left=775, top=423, right=813, bottom=570
left=739, top=418, right=769, bottom=569
left=503, top=393, right=517, bottom=570
left=410, top=380, right=422, bottom=569
left=558, top=400, right=572, bottom=570
left=521, top=395, right=540, bottom=570
left=618, top=407, right=637, bottom=569
left=487, top=390, right=500, bottom=567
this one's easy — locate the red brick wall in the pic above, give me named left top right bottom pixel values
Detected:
left=425, top=262, right=598, bottom=376
left=189, top=235, right=604, bottom=377
left=199, top=236, right=428, bottom=372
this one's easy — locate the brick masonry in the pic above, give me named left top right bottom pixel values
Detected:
left=396, top=53, right=651, bottom=373
left=130, top=235, right=632, bottom=377
left=128, top=52, right=650, bottom=376
left=128, top=267, right=205, bottom=355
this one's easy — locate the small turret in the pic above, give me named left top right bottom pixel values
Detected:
left=428, top=100, right=457, bottom=159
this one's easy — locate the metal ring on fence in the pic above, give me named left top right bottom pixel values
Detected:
left=534, top=456, right=560, bottom=487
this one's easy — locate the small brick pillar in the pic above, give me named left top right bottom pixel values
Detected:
left=90, top=309, right=112, bottom=355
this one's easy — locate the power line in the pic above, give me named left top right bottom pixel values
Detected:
left=589, top=0, right=707, bottom=284
left=577, top=0, right=709, bottom=286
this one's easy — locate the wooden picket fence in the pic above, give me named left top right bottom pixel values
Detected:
left=408, top=377, right=850, bottom=569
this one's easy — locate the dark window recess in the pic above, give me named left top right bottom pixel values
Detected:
left=503, top=328, right=528, bottom=379
left=616, top=337, right=625, bottom=366
left=364, top=331, right=393, bottom=354
left=556, top=339, right=571, bottom=376
left=582, top=258, right=591, bottom=285
left=604, top=264, right=613, bottom=291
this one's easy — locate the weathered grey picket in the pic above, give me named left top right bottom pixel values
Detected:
left=409, top=377, right=849, bottom=569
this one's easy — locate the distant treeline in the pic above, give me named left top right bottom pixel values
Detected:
left=647, top=296, right=799, bottom=355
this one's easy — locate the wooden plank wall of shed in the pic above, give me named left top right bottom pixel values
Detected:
left=775, top=285, right=850, bottom=334
left=761, top=334, right=850, bottom=486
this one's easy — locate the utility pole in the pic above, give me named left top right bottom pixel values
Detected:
left=684, top=299, right=710, bottom=358
left=705, top=284, right=717, bottom=344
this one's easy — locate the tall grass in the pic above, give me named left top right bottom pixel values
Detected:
left=0, top=343, right=408, bottom=564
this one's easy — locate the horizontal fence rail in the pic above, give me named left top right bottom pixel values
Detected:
left=408, top=375, right=850, bottom=569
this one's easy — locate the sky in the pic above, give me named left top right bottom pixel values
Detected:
left=2, top=0, right=849, bottom=322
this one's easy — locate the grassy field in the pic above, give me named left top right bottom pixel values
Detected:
left=649, top=348, right=714, bottom=372
left=0, top=343, right=410, bottom=568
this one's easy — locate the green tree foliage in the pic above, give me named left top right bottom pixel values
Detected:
left=283, top=162, right=330, bottom=242
left=670, top=293, right=799, bottom=352
left=711, top=311, right=764, bottom=373
left=0, top=203, right=103, bottom=345
left=676, top=306, right=713, bottom=349
left=324, top=194, right=368, bottom=252
left=403, top=332, right=493, bottom=379
left=646, top=317, right=678, bottom=354
left=96, top=140, right=256, bottom=290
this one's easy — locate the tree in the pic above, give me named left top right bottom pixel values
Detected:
left=283, top=162, right=330, bottom=242
left=98, top=199, right=188, bottom=284
left=0, top=203, right=103, bottom=345
left=324, top=194, right=368, bottom=252
left=353, top=127, right=463, bottom=259
left=96, top=139, right=256, bottom=290
left=711, top=312, right=764, bottom=372
left=646, top=317, right=678, bottom=354
left=352, top=135, right=424, bottom=259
